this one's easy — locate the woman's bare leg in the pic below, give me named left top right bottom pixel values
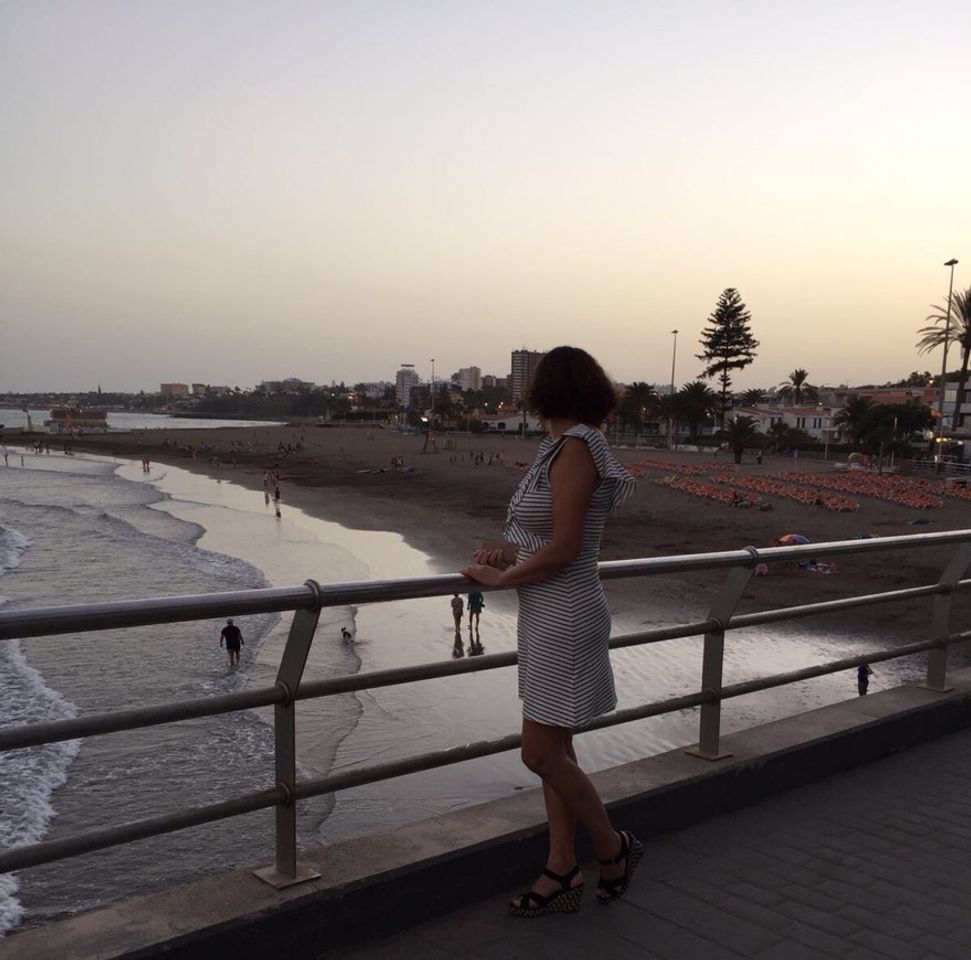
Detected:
left=515, top=720, right=625, bottom=902
left=542, top=735, right=578, bottom=872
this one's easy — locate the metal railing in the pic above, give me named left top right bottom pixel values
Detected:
left=2, top=530, right=971, bottom=887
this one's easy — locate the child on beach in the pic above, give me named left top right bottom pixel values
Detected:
left=451, top=594, right=465, bottom=632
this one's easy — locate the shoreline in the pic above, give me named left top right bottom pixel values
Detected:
left=53, top=424, right=971, bottom=642
left=6, top=428, right=967, bottom=933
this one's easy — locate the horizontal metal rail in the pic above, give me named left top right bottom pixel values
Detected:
left=0, top=621, right=715, bottom=752
left=3, top=631, right=964, bottom=877
left=5, top=577, right=970, bottom=754
left=292, top=639, right=951, bottom=803
left=0, top=585, right=318, bottom=640
left=2, top=529, right=970, bottom=884
left=0, top=683, right=287, bottom=752
left=2, top=530, right=969, bottom=640
left=0, top=787, right=285, bottom=874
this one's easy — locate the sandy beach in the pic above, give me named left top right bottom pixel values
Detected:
left=60, top=423, right=971, bottom=641
left=7, top=423, right=971, bottom=931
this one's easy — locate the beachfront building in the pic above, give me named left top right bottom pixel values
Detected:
left=480, top=411, right=544, bottom=434
left=453, top=366, right=482, bottom=392
left=941, top=380, right=971, bottom=433
left=357, top=381, right=393, bottom=400
left=735, top=405, right=838, bottom=443
left=510, top=349, right=546, bottom=403
left=260, top=378, right=316, bottom=394
left=852, top=386, right=937, bottom=407
left=160, top=383, right=190, bottom=398
left=395, top=367, right=421, bottom=408
left=191, top=383, right=208, bottom=396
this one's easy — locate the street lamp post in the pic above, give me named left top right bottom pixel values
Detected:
left=935, top=259, right=959, bottom=468
left=667, top=329, right=678, bottom=450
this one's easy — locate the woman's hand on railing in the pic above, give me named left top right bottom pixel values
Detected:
left=472, top=546, right=511, bottom=569
left=462, top=563, right=507, bottom=587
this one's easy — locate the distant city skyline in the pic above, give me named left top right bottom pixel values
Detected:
left=2, top=2, right=968, bottom=393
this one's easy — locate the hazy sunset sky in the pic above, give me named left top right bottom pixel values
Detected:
left=2, top=1, right=969, bottom=393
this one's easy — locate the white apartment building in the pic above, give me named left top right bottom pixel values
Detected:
left=480, top=412, right=544, bottom=433
left=735, top=405, right=838, bottom=442
left=395, top=367, right=421, bottom=408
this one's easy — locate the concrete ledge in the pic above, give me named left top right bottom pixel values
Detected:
left=6, top=669, right=971, bottom=960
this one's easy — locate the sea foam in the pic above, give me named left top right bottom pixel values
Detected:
left=0, top=526, right=80, bottom=937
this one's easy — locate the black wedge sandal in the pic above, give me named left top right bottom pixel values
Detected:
left=596, top=830, right=644, bottom=903
left=508, top=864, right=584, bottom=918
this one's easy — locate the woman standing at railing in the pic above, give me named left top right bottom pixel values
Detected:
left=463, top=345, right=643, bottom=917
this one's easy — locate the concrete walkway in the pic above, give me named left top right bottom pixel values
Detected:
left=324, top=727, right=971, bottom=960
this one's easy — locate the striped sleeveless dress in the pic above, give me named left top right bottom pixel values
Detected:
left=504, top=423, right=635, bottom=728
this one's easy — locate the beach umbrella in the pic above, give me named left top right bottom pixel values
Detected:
left=775, top=533, right=810, bottom=545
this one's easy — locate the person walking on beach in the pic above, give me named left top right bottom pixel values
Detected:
left=273, top=483, right=281, bottom=518
left=1, top=445, right=7, bottom=466
left=450, top=594, right=465, bottom=632
left=857, top=663, right=873, bottom=695
left=467, top=591, right=484, bottom=630
left=220, top=618, right=244, bottom=667
left=463, top=346, right=642, bottom=917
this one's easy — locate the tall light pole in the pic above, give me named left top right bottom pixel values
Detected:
left=935, top=259, right=959, bottom=466
left=667, top=329, right=678, bottom=450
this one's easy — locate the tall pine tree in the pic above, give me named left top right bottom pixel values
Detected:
left=697, top=288, right=759, bottom=425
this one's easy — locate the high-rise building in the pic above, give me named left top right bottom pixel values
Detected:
left=510, top=349, right=546, bottom=403
left=395, top=366, right=420, bottom=408
left=455, top=366, right=482, bottom=392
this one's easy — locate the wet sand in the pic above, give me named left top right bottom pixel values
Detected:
left=65, top=423, right=971, bottom=641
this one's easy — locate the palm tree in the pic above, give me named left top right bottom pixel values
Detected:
left=778, top=369, right=818, bottom=405
left=833, top=396, right=876, bottom=445
left=739, top=388, right=764, bottom=407
left=767, top=420, right=790, bottom=453
left=916, top=287, right=971, bottom=429
left=617, top=382, right=657, bottom=433
left=656, top=393, right=682, bottom=445
left=718, top=415, right=761, bottom=463
left=678, top=381, right=718, bottom=442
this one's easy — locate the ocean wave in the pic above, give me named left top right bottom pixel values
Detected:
left=0, top=641, right=80, bottom=937
left=0, top=526, right=30, bottom=578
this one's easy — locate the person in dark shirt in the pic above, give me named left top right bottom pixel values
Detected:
left=220, top=618, right=244, bottom=667
left=857, top=663, right=873, bottom=696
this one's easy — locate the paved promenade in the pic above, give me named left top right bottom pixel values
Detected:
left=325, top=728, right=971, bottom=960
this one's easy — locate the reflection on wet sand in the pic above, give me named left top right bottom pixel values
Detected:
left=451, top=624, right=485, bottom=658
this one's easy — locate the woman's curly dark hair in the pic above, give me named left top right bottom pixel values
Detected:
left=526, top=346, right=617, bottom=425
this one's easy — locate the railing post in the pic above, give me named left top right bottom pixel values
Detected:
left=923, top=543, right=971, bottom=693
left=686, top=551, right=757, bottom=761
left=253, top=581, right=323, bottom=889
